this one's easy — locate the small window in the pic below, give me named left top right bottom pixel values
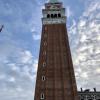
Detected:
left=43, top=62, right=46, bottom=67
left=40, top=93, right=44, bottom=99
left=58, top=13, right=61, bottom=17
left=42, top=76, right=45, bottom=81
left=47, top=14, right=50, bottom=18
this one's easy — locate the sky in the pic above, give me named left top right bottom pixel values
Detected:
left=0, top=0, right=100, bottom=100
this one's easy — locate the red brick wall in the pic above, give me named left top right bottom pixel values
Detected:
left=34, top=24, right=79, bottom=100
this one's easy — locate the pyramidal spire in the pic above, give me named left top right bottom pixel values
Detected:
left=49, top=0, right=58, bottom=3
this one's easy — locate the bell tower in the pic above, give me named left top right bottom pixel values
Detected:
left=42, top=0, right=66, bottom=25
left=34, top=0, right=79, bottom=100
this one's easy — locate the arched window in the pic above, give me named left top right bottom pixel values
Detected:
left=40, top=93, right=44, bottom=99
left=51, top=14, right=54, bottom=18
left=47, top=14, right=50, bottom=18
left=42, top=76, right=45, bottom=81
left=54, top=14, right=57, bottom=18
left=43, top=51, right=46, bottom=55
left=43, top=62, right=46, bottom=67
left=58, top=13, right=61, bottom=17
left=44, top=42, right=47, bottom=46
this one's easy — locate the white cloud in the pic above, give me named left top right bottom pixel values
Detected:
left=66, top=6, right=73, bottom=18
left=0, top=0, right=41, bottom=100
left=96, top=68, right=100, bottom=74
left=33, top=34, right=41, bottom=40
left=16, top=86, right=23, bottom=92
left=0, top=89, right=33, bottom=100
left=31, top=26, right=41, bottom=40
left=41, top=5, right=45, bottom=9
left=0, top=74, right=6, bottom=80
left=69, top=0, right=100, bottom=90
left=69, top=20, right=77, bottom=35
left=8, top=77, right=16, bottom=83
left=20, top=50, right=33, bottom=64
left=33, top=59, right=38, bottom=72
left=79, top=20, right=86, bottom=27
left=8, top=63, right=20, bottom=72
left=81, top=72, right=88, bottom=79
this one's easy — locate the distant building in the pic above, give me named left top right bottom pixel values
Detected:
left=78, top=88, right=100, bottom=100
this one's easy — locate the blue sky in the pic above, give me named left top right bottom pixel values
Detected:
left=0, top=0, right=100, bottom=100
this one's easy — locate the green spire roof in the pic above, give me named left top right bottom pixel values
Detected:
left=50, top=0, right=58, bottom=3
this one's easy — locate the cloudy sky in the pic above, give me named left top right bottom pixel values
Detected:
left=0, top=0, right=100, bottom=100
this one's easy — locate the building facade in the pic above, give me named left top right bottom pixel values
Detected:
left=78, top=88, right=100, bottom=100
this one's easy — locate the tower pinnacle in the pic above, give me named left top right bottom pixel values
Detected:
left=49, top=0, right=58, bottom=3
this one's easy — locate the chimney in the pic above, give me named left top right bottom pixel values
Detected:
left=81, top=88, right=83, bottom=92
left=93, top=88, right=96, bottom=92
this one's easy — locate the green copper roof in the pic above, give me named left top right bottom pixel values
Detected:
left=50, top=0, right=58, bottom=3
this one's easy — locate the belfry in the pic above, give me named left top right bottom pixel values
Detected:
left=34, top=0, right=79, bottom=100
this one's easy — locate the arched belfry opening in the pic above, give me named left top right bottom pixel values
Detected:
left=54, top=14, right=57, bottom=18
left=51, top=14, right=54, bottom=18
left=47, top=14, right=50, bottom=18
left=58, top=13, right=61, bottom=17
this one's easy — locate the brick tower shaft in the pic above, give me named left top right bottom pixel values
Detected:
left=34, top=1, right=79, bottom=100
